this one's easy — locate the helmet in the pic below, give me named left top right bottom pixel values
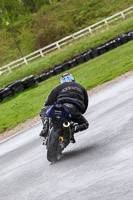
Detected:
left=60, top=73, right=75, bottom=84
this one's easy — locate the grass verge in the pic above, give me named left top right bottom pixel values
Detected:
left=0, top=40, right=133, bottom=133
left=0, top=16, right=133, bottom=88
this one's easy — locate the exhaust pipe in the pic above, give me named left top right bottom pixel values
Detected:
left=63, top=122, right=70, bottom=127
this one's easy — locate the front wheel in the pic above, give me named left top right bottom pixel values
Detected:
left=47, top=127, right=62, bottom=162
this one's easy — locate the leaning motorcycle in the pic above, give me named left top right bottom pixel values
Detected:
left=44, top=104, right=74, bottom=162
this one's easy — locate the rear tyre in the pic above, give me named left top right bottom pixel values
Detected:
left=47, top=128, right=62, bottom=162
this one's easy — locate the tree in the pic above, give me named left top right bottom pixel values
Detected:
left=0, top=0, right=26, bottom=21
left=47, top=0, right=52, bottom=4
left=21, top=0, right=46, bottom=13
left=21, top=0, right=37, bottom=13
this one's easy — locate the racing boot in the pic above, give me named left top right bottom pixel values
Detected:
left=70, top=122, right=89, bottom=143
left=39, top=118, right=49, bottom=138
left=70, top=131, right=76, bottom=143
left=70, top=123, right=79, bottom=143
left=72, top=122, right=89, bottom=133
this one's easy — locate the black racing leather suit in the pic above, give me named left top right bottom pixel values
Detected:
left=40, top=82, right=89, bottom=133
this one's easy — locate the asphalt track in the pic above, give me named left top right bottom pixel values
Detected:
left=0, top=75, right=133, bottom=200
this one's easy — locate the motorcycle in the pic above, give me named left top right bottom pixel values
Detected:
left=43, top=104, right=75, bottom=162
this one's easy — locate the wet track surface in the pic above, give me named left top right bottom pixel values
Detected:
left=0, top=75, right=133, bottom=200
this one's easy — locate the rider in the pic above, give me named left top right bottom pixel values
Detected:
left=39, top=73, right=89, bottom=143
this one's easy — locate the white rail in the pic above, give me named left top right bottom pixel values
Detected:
left=0, top=6, right=133, bottom=75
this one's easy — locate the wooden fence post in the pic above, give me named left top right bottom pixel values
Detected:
left=7, top=66, right=12, bottom=73
left=121, top=12, right=125, bottom=19
left=56, top=42, right=60, bottom=49
left=40, top=49, right=44, bottom=57
left=88, top=27, right=93, bottom=34
left=24, top=57, right=28, bottom=65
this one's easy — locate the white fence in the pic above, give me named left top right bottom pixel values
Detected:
left=0, top=6, right=133, bottom=75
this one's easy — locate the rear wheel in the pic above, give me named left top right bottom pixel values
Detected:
left=47, top=128, right=62, bottom=162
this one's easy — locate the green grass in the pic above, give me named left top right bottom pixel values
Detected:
left=0, top=40, right=133, bottom=133
left=0, top=16, right=133, bottom=89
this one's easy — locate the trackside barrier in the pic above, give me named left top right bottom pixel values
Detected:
left=0, top=6, right=133, bottom=75
left=0, top=30, right=133, bottom=103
